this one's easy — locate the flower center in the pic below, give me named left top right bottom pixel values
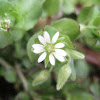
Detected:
left=45, top=43, right=55, bottom=53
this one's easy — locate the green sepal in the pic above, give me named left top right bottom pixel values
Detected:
left=70, top=59, right=76, bottom=81
left=56, top=64, right=71, bottom=90
left=45, top=54, right=49, bottom=68
left=32, top=70, right=50, bottom=86
left=66, top=49, right=85, bottom=59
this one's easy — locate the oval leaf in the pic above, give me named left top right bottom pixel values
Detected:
left=77, top=6, right=99, bottom=24
left=43, top=0, right=60, bottom=16
left=16, top=0, right=44, bottom=30
left=4, top=70, right=17, bottom=83
left=15, top=92, right=30, bottom=100
left=51, top=18, right=80, bottom=40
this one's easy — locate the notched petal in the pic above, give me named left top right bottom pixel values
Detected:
left=55, top=43, right=65, bottom=48
left=43, top=31, right=50, bottom=43
left=33, top=48, right=45, bottom=54
left=54, top=52, right=65, bottom=62
left=38, top=52, right=47, bottom=63
left=38, top=35, right=46, bottom=45
left=55, top=49, right=67, bottom=56
left=52, top=32, right=59, bottom=43
left=49, top=54, right=55, bottom=66
left=32, top=44, right=44, bottom=49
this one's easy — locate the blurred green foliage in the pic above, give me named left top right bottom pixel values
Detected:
left=0, top=0, right=100, bottom=100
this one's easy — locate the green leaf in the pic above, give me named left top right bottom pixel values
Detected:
left=57, top=64, right=71, bottom=90
left=0, top=0, right=17, bottom=16
left=8, top=0, right=18, bottom=4
left=0, top=29, right=24, bottom=49
left=62, top=0, right=95, bottom=15
left=92, top=16, right=100, bottom=27
left=90, top=81, right=100, bottom=96
left=80, top=0, right=94, bottom=7
left=15, top=92, right=30, bottom=100
left=51, top=18, right=80, bottom=40
left=75, top=60, right=91, bottom=78
left=70, top=59, right=76, bottom=81
left=0, top=32, right=13, bottom=48
left=63, top=81, right=79, bottom=93
left=16, top=0, right=44, bottom=30
left=93, top=0, right=100, bottom=5
left=32, top=70, right=50, bottom=86
left=27, top=30, right=43, bottom=62
left=4, top=69, right=17, bottom=83
left=43, top=0, right=60, bottom=16
left=91, top=16, right=100, bottom=38
left=77, top=6, right=99, bottom=24
left=62, top=0, right=76, bottom=14
left=84, top=35, right=97, bottom=48
left=9, top=28, right=25, bottom=41
left=66, top=91, right=95, bottom=100
left=0, top=67, right=5, bottom=76
left=0, top=0, right=24, bottom=29
left=66, top=49, right=85, bottom=59
left=14, top=42, right=26, bottom=58
left=22, top=58, right=34, bottom=69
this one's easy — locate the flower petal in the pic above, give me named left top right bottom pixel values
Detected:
left=52, top=32, right=59, bottom=43
left=43, top=31, right=50, bottom=43
left=38, top=52, right=47, bottom=63
left=54, top=52, right=65, bottom=62
left=33, top=48, right=45, bottom=54
left=32, top=44, right=44, bottom=49
left=55, top=49, right=67, bottom=56
left=49, top=53, right=55, bottom=66
left=38, top=35, right=46, bottom=45
left=55, top=43, right=65, bottom=48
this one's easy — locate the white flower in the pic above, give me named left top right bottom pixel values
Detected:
left=0, top=19, right=11, bottom=31
left=32, top=31, right=67, bottom=66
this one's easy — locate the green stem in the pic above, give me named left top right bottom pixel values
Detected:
left=87, top=26, right=100, bottom=29
left=67, top=54, right=71, bottom=65
left=49, top=66, right=53, bottom=72
left=15, top=63, right=29, bottom=92
left=0, top=58, right=12, bottom=70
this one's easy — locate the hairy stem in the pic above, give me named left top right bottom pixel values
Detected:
left=15, top=63, right=29, bottom=92
left=0, top=58, right=12, bottom=70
